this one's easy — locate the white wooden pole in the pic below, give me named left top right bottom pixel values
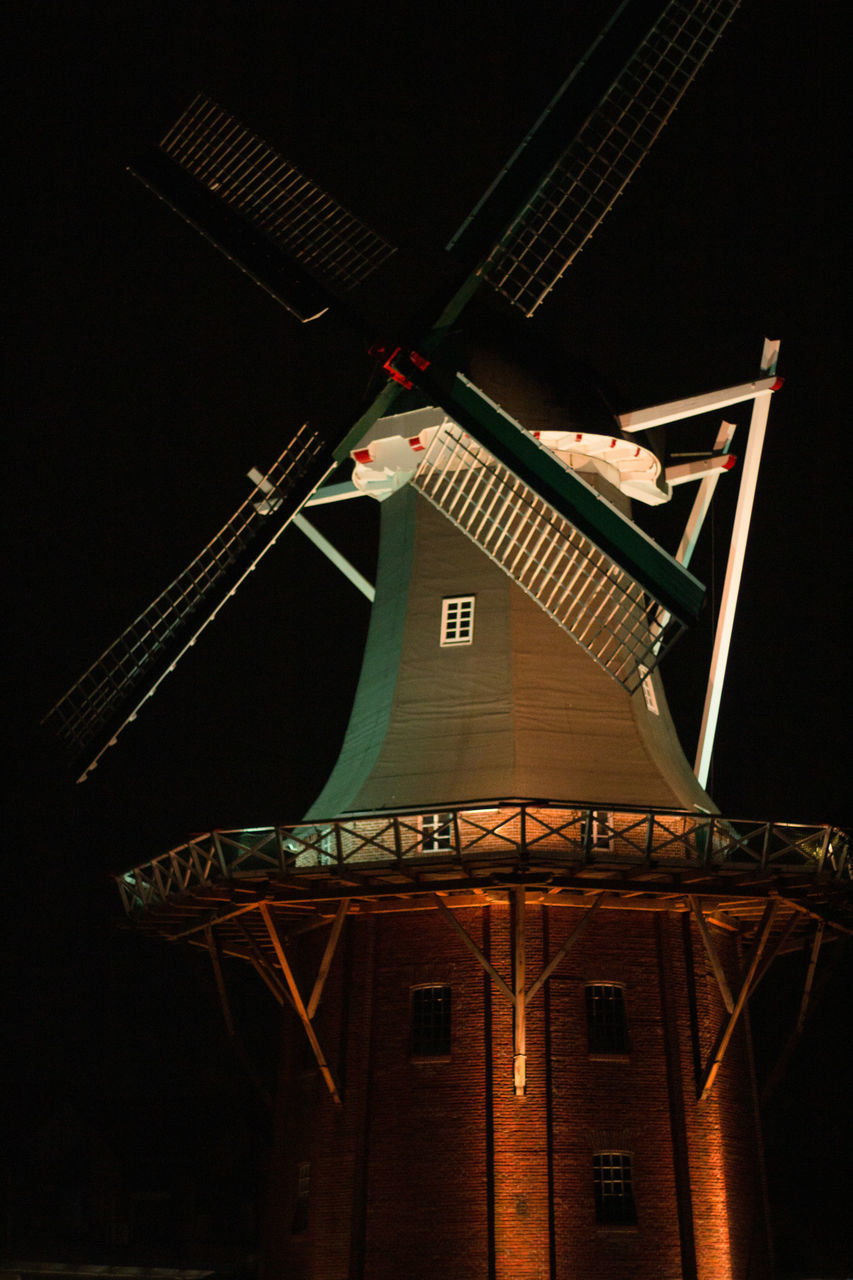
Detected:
left=619, top=374, right=780, bottom=433
left=694, top=342, right=780, bottom=787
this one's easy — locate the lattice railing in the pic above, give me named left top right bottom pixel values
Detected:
left=116, top=803, right=850, bottom=915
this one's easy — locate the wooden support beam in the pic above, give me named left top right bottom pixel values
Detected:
left=204, top=926, right=272, bottom=1111
left=307, top=899, right=348, bottom=1019
left=168, top=899, right=271, bottom=941
left=258, top=901, right=343, bottom=1108
left=205, top=925, right=236, bottom=1036
left=699, top=899, right=778, bottom=1101
left=526, top=892, right=604, bottom=1004
left=689, top=896, right=734, bottom=1013
left=514, top=886, right=527, bottom=1096
left=762, top=925, right=836, bottom=1103
left=749, top=911, right=799, bottom=997
left=234, top=917, right=291, bottom=1008
left=433, top=894, right=515, bottom=1005
left=796, top=922, right=825, bottom=1035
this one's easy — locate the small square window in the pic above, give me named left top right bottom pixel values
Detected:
left=585, top=983, right=629, bottom=1055
left=420, top=811, right=455, bottom=853
left=440, top=595, right=475, bottom=646
left=593, top=1151, right=636, bottom=1225
left=411, top=984, right=451, bottom=1058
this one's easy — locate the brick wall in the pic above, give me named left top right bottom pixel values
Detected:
left=261, top=902, right=770, bottom=1280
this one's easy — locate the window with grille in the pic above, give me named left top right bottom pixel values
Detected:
left=411, top=984, right=452, bottom=1058
left=585, top=983, right=629, bottom=1055
left=440, top=595, right=475, bottom=646
left=593, top=1152, right=636, bottom=1226
left=420, top=811, right=455, bottom=853
left=292, top=1161, right=310, bottom=1234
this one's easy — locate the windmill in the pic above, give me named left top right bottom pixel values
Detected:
left=42, top=1, right=850, bottom=1276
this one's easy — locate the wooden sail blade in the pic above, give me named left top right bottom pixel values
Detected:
left=449, top=0, right=740, bottom=318
left=131, top=94, right=396, bottom=322
left=43, top=424, right=332, bottom=780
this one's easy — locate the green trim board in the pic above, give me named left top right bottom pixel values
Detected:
left=303, top=487, right=417, bottom=820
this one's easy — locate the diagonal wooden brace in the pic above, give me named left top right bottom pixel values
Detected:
left=235, top=916, right=292, bottom=1009
left=307, top=900, right=348, bottom=1019
left=433, top=894, right=515, bottom=1004
left=796, top=922, right=825, bottom=1035
left=689, top=895, right=734, bottom=1013
left=259, top=902, right=343, bottom=1108
left=699, top=899, right=778, bottom=1101
left=526, top=892, right=604, bottom=1004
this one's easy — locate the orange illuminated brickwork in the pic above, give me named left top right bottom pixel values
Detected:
left=261, top=902, right=770, bottom=1280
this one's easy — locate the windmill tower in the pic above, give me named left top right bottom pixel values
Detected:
left=43, top=2, right=850, bottom=1278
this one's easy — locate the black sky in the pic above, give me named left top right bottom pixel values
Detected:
left=5, top=0, right=851, bottom=1270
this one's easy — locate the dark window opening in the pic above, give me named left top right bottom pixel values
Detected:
left=594, top=1151, right=636, bottom=1225
left=291, top=1161, right=310, bottom=1234
left=411, top=984, right=451, bottom=1057
left=585, top=983, right=629, bottom=1054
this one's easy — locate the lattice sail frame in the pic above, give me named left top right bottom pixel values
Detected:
left=43, top=424, right=328, bottom=761
left=160, top=94, right=396, bottom=293
left=482, top=0, right=741, bottom=315
left=410, top=420, right=669, bottom=690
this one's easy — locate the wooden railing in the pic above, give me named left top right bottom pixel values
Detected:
left=115, top=802, right=850, bottom=915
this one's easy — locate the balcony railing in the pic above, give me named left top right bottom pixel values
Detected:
left=116, top=802, right=850, bottom=916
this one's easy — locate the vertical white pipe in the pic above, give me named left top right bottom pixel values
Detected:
left=694, top=389, right=774, bottom=787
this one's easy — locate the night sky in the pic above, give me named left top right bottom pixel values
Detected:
left=6, top=0, right=850, bottom=1271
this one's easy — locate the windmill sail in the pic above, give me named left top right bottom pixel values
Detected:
left=131, top=94, right=397, bottom=322
left=448, top=0, right=741, bottom=317
left=45, top=1, right=745, bottom=774
left=43, top=424, right=330, bottom=779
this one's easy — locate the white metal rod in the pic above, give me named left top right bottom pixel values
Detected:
left=293, top=513, right=375, bottom=602
left=675, top=421, right=736, bottom=569
left=694, top=388, right=774, bottom=787
left=305, top=480, right=365, bottom=505
left=619, top=375, right=780, bottom=433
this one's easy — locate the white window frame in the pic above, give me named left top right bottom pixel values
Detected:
left=440, top=595, right=475, bottom=646
left=420, top=811, right=455, bottom=853
left=586, top=809, right=613, bottom=852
